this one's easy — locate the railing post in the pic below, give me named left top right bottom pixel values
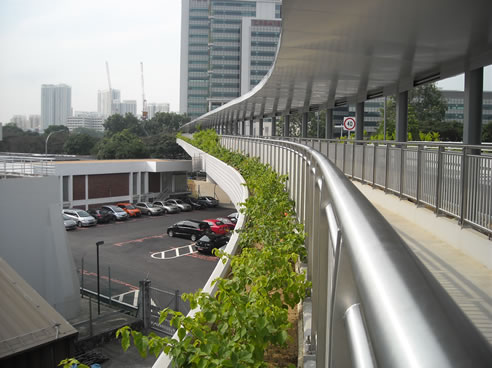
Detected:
left=459, top=147, right=469, bottom=226
left=139, top=280, right=151, bottom=334
left=361, top=142, right=366, bottom=183
left=372, top=143, right=377, bottom=187
left=342, top=140, right=347, bottom=174
left=416, top=145, right=423, bottom=205
left=399, top=144, right=405, bottom=198
left=435, top=146, right=444, bottom=215
left=352, top=140, right=356, bottom=179
left=175, top=289, right=180, bottom=312
left=384, top=143, right=390, bottom=192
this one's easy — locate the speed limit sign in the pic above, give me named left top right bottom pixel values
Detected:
left=343, top=117, right=356, bottom=131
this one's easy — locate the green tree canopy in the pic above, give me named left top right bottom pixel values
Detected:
left=142, top=112, right=191, bottom=135
left=483, top=121, right=492, bottom=142
left=64, top=132, right=100, bottom=155
left=72, top=127, right=104, bottom=138
left=44, top=125, right=69, bottom=135
left=96, top=129, right=149, bottom=159
left=143, top=133, right=188, bottom=159
left=103, top=113, right=146, bottom=137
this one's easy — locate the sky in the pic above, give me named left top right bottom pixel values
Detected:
left=0, top=0, right=181, bottom=123
left=0, top=0, right=491, bottom=124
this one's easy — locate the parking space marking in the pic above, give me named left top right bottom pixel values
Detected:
left=81, top=269, right=139, bottom=290
left=151, top=244, right=197, bottom=260
left=112, top=290, right=157, bottom=307
left=113, top=233, right=167, bottom=247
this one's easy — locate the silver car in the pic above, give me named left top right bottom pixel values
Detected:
left=153, top=200, right=180, bottom=214
left=63, top=214, right=77, bottom=231
left=62, top=209, right=97, bottom=227
left=136, top=202, right=164, bottom=216
left=165, top=199, right=192, bottom=212
left=101, top=205, right=129, bottom=221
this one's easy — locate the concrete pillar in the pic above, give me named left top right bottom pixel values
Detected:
left=241, top=120, right=246, bottom=136
left=271, top=116, right=277, bottom=136
left=396, top=91, right=408, bottom=142
left=283, top=115, right=290, bottom=137
left=325, top=108, right=333, bottom=139
left=250, top=120, right=254, bottom=136
left=232, top=120, right=237, bottom=135
left=463, top=67, right=483, bottom=146
left=259, top=118, right=264, bottom=136
left=302, top=112, right=308, bottom=138
left=85, top=175, right=89, bottom=210
left=355, top=102, right=364, bottom=140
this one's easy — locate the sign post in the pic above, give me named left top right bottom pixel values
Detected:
left=343, top=117, right=356, bottom=138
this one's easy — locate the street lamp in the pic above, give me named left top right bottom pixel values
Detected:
left=45, top=130, right=64, bottom=155
left=96, top=240, right=104, bottom=315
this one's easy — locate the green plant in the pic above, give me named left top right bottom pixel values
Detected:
left=118, top=130, right=310, bottom=367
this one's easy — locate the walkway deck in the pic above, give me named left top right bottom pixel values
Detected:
left=354, top=181, right=492, bottom=346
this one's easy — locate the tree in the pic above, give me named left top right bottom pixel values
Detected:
left=44, top=125, right=69, bottom=135
left=64, top=133, right=100, bottom=155
left=142, top=112, right=191, bottom=135
left=483, top=121, right=492, bottom=142
left=72, top=127, right=104, bottom=138
left=96, top=129, right=149, bottom=159
left=143, top=133, right=188, bottom=159
left=103, top=113, right=146, bottom=137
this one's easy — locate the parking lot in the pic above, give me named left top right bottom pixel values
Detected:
left=67, top=206, right=235, bottom=308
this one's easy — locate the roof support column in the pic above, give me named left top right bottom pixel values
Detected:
left=250, top=120, right=254, bottom=136
left=232, top=120, right=237, bottom=135
left=241, top=120, right=246, bottom=136
left=259, top=118, right=264, bottom=137
left=463, top=67, right=483, bottom=146
left=355, top=102, right=364, bottom=140
left=396, top=91, right=408, bottom=142
left=325, top=108, right=333, bottom=139
left=283, top=114, right=290, bottom=137
left=271, top=116, right=277, bottom=136
left=302, top=112, right=308, bottom=138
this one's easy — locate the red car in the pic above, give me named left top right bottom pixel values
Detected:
left=216, top=217, right=236, bottom=230
left=203, top=219, right=230, bottom=235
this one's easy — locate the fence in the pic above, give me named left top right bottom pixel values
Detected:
left=0, top=155, right=55, bottom=177
left=221, top=136, right=491, bottom=367
left=269, top=138, right=492, bottom=238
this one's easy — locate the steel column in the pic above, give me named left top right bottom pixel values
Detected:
left=355, top=102, right=364, bottom=140
left=396, top=91, right=408, bottom=142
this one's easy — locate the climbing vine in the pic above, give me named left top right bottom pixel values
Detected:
left=117, top=130, right=310, bottom=367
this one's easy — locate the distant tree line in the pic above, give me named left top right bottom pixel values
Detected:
left=0, top=112, right=192, bottom=159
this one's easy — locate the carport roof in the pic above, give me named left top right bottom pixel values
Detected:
left=183, top=0, right=492, bottom=130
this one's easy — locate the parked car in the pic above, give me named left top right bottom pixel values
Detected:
left=135, top=202, right=164, bottom=216
left=62, top=209, right=97, bottom=227
left=63, top=214, right=77, bottom=231
left=101, top=205, right=129, bottom=221
left=203, top=219, right=229, bottom=235
left=195, top=233, right=229, bottom=254
left=182, top=197, right=205, bottom=210
left=216, top=217, right=236, bottom=230
left=167, top=220, right=211, bottom=241
left=165, top=199, right=192, bottom=212
left=197, top=196, right=219, bottom=208
left=117, top=203, right=142, bottom=217
left=227, top=212, right=239, bottom=224
left=87, top=208, right=113, bottom=224
left=153, top=200, right=180, bottom=214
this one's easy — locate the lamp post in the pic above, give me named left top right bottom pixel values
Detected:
left=45, top=129, right=64, bottom=155
left=96, top=240, right=104, bottom=315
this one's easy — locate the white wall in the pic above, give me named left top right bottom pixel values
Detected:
left=0, top=176, right=80, bottom=319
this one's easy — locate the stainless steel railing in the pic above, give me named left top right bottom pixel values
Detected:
left=270, top=138, right=492, bottom=238
left=221, top=136, right=491, bottom=367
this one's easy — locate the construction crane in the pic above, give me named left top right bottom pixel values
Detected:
left=140, top=62, right=148, bottom=120
left=105, top=61, right=113, bottom=115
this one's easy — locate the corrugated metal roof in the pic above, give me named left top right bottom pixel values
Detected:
left=0, top=258, right=78, bottom=358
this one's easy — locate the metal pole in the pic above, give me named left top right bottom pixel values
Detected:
left=175, top=290, right=180, bottom=312
left=383, top=96, right=387, bottom=140
left=89, top=296, right=93, bottom=337
left=81, top=257, right=84, bottom=297
left=96, top=240, right=104, bottom=315
left=108, top=266, right=112, bottom=306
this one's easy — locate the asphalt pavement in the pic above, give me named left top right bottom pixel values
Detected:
left=67, top=206, right=235, bottom=308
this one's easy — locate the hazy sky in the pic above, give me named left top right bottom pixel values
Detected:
left=0, top=0, right=491, bottom=124
left=0, top=0, right=181, bottom=123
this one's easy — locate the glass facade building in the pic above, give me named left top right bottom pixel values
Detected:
left=180, top=0, right=282, bottom=120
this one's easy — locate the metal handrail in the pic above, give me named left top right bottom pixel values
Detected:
left=0, top=155, right=56, bottom=177
left=221, top=135, right=492, bottom=367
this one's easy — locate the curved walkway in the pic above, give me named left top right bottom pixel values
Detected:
left=354, top=181, right=492, bottom=345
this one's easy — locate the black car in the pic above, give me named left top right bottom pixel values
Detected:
left=182, top=197, right=205, bottom=210
left=167, top=220, right=211, bottom=241
left=196, top=196, right=219, bottom=208
left=195, top=233, right=229, bottom=254
left=87, top=208, right=113, bottom=224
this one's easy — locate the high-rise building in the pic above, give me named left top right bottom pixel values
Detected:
left=10, top=115, right=28, bottom=129
left=41, top=84, right=72, bottom=131
left=28, top=115, right=41, bottom=131
left=180, top=0, right=282, bottom=120
left=120, top=100, right=137, bottom=116
left=66, top=111, right=104, bottom=132
left=97, top=89, right=121, bottom=118
left=147, top=103, right=171, bottom=119
left=442, top=90, right=492, bottom=124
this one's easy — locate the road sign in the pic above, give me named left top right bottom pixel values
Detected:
left=343, top=117, right=356, bottom=131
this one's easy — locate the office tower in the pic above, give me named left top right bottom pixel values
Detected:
left=120, top=100, right=137, bottom=116
left=66, top=112, right=104, bottom=132
left=147, top=102, right=171, bottom=119
left=41, top=84, right=72, bottom=130
left=180, top=0, right=282, bottom=120
left=10, top=115, right=28, bottom=130
left=28, top=115, right=41, bottom=131
left=97, top=89, right=121, bottom=118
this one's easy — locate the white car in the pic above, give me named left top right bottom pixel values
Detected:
left=165, top=199, right=192, bottom=212
left=135, top=202, right=164, bottom=216
left=62, top=209, right=97, bottom=227
left=153, top=201, right=180, bottom=214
